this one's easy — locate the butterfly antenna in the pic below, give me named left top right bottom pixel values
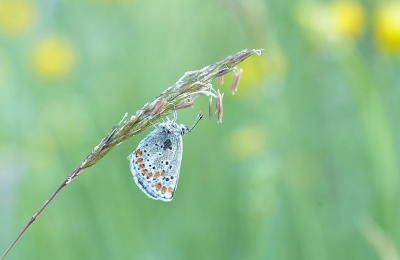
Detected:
left=189, top=112, right=203, bottom=132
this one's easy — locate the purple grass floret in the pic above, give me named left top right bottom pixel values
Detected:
left=150, top=98, right=167, bottom=118
left=231, top=68, right=243, bottom=95
left=215, top=89, right=224, bottom=123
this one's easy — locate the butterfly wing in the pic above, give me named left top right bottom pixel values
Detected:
left=128, top=128, right=183, bottom=201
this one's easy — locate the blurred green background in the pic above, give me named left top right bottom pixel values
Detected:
left=1, top=0, right=400, bottom=259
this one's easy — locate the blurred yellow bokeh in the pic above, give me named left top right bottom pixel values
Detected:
left=330, top=1, right=366, bottom=40
left=0, top=0, right=37, bottom=37
left=296, top=2, right=330, bottom=36
left=32, top=35, right=77, bottom=80
left=238, top=56, right=268, bottom=89
left=375, top=2, right=400, bottom=54
left=297, top=1, right=366, bottom=45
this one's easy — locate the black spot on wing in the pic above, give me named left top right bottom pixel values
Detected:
left=163, top=139, right=172, bottom=151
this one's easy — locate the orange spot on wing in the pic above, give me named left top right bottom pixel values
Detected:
left=168, top=187, right=173, bottom=193
left=154, top=172, right=160, bottom=178
left=156, top=184, right=162, bottom=190
left=142, top=169, right=147, bottom=174
left=161, top=187, right=167, bottom=193
left=161, top=170, right=165, bottom=176
left=139, top=164, right=145, bottom=169
left=136, top=150, right=142, bottom=156
left=137, top=158, right=143, bottom=163
left=147, top=173, right=153, bottom=178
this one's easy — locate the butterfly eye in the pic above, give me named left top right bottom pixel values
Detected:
left=181, top=128, right=186, bottom=135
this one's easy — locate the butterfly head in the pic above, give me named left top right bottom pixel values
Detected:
left=158, top=112, right=203, bottom=136
left=158, top=122, right=188, bottom=136
left=179, top=124, right=190, bottom=136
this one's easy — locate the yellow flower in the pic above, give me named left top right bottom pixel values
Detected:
left=0, top=0, right=37, bottom=37
left=227, top=126, right=268, bottom=160
left=330, top=1, right=366, bottom=40
left=32, top=35, right=77, bottom=80
left=375, top=2, right=400, bottom=54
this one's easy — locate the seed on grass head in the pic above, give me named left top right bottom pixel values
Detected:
left=185, top=70, right=199, bottom=77
left=214, top=67, right=235, bottom=78
left=219, top=76, right=224, bottom=85
left=195, top=91, right=211, bottom=97
left=236, top=50, right=259, bottom=62
left=193, top=91, right=216, bottom=102
left=231, top=68, right=243, bottom=95
left=175, top=101, right=194, bottom=110
left=150, top=97, right=167, bottom=118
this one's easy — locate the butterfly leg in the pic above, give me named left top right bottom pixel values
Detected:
left=146, top=116, right=159, bottom=130
left=170, top=102, right=178, bottom=124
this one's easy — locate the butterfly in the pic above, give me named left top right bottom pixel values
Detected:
left=128, top=113, right=202, bottom=201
